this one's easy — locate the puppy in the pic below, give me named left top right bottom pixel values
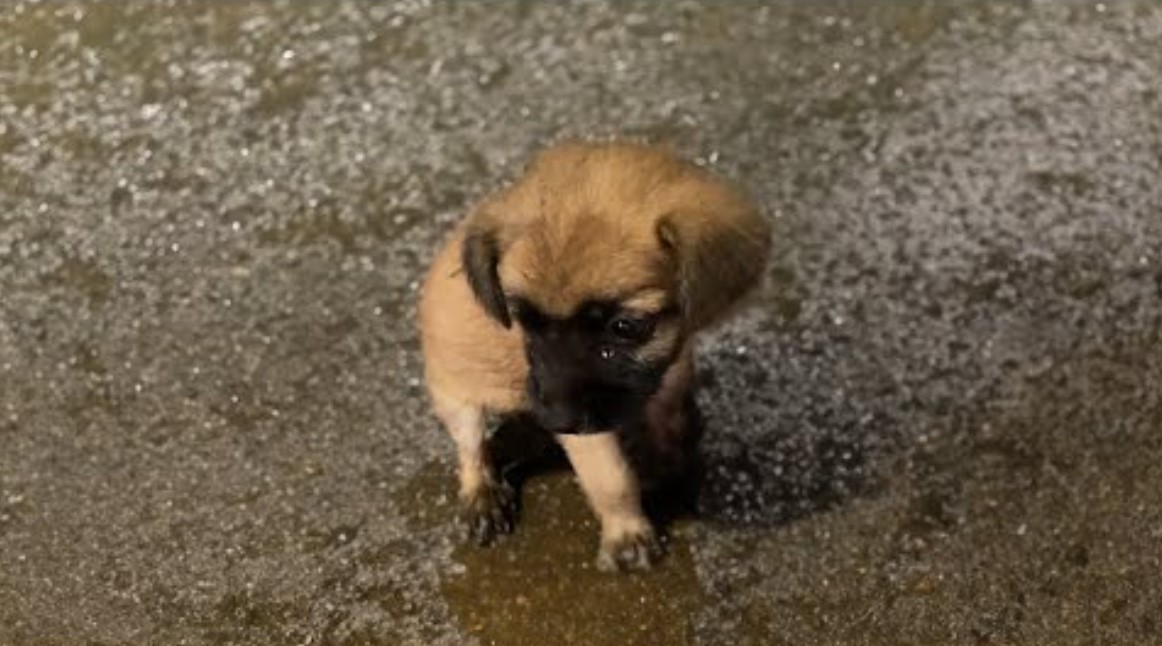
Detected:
left=418, top=141, right=770, bottom=570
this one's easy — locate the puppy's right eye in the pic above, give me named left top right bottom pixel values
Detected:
left=608, top=316, right=653, bottom=342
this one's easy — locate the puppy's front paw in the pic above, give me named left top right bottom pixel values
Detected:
left=597, top=519, right=662, bottom=572
left=460, top=481, right=517, bottom=546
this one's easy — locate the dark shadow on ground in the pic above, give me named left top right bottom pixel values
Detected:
left=483, top=375, right=873, bottom=537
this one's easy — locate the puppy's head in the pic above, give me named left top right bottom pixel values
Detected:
left=462, top=142, right=770, bottom=433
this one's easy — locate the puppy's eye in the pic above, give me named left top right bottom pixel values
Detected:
left=608, top=316, right=653, bottom=342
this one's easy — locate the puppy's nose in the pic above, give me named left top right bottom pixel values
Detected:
left=535, top=402, right=578, bottom=433
left=527, top=377, right=579, bottom=432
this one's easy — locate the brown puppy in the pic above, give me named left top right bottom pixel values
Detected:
left=419, top=141, right=770, bottom=570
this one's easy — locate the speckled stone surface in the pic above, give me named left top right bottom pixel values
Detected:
left=1, top=2, right=1160, bottom=644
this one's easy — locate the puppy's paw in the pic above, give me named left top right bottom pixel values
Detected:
left=460, top=481, right=517, bottom=546
left=596, top=519, right=662, bottom=572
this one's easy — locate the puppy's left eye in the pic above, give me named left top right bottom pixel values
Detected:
left=608, top=316, right=653, bottom=342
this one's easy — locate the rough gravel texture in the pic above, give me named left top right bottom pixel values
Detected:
left=1, top=1, right=1160, bottom=645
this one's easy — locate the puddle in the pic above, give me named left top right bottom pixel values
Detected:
left=400, top=455, right=706, bottom=646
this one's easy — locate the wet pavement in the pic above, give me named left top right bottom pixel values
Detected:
left=2, top=1, right=1161, bottom=644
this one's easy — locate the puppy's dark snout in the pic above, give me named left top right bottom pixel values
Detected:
left=527, top=373, right=582, bottom=432
left=537, top=402, right=578, bottom=433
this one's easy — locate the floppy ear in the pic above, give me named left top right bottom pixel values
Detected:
left=657, top=190, right=771, bottom=330
left=461, top=215, right=512, bottom=328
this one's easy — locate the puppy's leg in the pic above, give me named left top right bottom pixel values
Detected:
left=558, top=432, right=661, bottom=571
left=431, top=393, right=515, bottom=545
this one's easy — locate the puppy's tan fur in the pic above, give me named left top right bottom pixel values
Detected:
left=419, top=141, right=770, bottom=569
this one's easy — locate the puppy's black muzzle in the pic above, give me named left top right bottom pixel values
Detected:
left=527, top=374, right=645, bottom=435
left=527, top=373, right=587, bottom=434
left=523, top=326, right=663, bottom=435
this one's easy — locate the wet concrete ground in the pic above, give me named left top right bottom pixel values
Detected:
left=2, top=1, right=1161, bottom=644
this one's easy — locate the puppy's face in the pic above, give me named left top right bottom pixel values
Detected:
left=461, top=143, right=770, bottom=433
left=498, top=215, right=682, bottom=432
